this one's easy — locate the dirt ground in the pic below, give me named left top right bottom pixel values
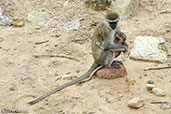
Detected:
left=0, top=0, right=171, bottom=114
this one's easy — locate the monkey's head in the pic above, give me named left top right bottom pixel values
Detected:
left=115, top=31, right=126, bottom=44
left=104, top=12, right=119, bottom=30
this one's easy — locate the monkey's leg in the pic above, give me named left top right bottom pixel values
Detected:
left=95, top=50, right=115, bottom=69
left=110, top=60, right=124, bottom=69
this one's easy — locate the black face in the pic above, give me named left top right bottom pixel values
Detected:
left=109, top=21, right=117, bottom=30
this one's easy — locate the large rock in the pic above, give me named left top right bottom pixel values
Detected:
left=110, top=0, right=139, bottom=19
left=130, top=36, right=168, bottom=63
left=95, top=61, right=127, bottom=79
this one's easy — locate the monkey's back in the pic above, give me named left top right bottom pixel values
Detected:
left=91, top=22, right=108, bottom=64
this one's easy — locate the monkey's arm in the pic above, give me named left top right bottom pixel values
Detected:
left=105, top=43, right=128, bottom=52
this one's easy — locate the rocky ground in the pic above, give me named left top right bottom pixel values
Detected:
left=0, top=0, right=171, bottom=114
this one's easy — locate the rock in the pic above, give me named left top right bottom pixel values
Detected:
left=12, top=19, right=24, bottom=27
left=62, top=74, right=73, bottom=79
left=130, top=36, right=168, bottom=63
left=152, top=88, right=165, bottom=97
left=85, top=0, right=112, bottom=11
left=128, top=79, right=135, bottom=85
left=63, top=19, right=80, bottom=32
left=128, top=97, right=144, bottom=109
left=161, top=103, right=171, bottom=109
left=146, top=84, right=155, bottom=91
left=147, top=80, right=154, bottom=84
left=110, top=0, right=139, bottom=19
left=0, top=7, right=13, bottom=26
left=9, top=88, right=15, bottom=91
left=95, top=61, right=127, bottom=79
left=27, top=11, right=49, bottom=24
left=105, top=96, right=111, bottom=103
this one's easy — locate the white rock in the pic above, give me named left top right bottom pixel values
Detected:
left=0, top=7, right=13, bottom=26
left=27, top=11, right=49, bottom=24
left=130, top=36, right=168, bottom=63
left=110, top=0, right=139, bottom=19
left=128, top=97, right=144, bottom=108
left=152, top=88, right=165, bottom=97
left=62, top=74, right=73, bottom=79
left=146, top=84, right=155, bottom=91
left=63, top=19, right=80, bottom=32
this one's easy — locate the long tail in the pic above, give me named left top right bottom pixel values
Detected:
left=28, top=61, right=99, bottom=105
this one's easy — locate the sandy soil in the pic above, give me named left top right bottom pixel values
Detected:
left=0, top=0, right=171, bottom=114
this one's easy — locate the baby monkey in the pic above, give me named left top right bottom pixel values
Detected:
left=28, top=12, right=128, bottom=105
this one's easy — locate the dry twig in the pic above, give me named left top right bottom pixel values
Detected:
left=151, top=101, right=168, bottom=104
left=144, top=66, right=171, bottom=71
left=35, top=40, right=49, bottom=45
left=33, top=54, right=80, bottom=62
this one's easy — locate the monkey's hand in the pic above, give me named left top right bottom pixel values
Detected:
left=96, top=41, right=105, bottom=50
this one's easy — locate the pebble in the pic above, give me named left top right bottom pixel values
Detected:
left=62, top=74, right=72, bottom=79
left=128, top=97, right=144, bottom=109
left=146, top=83, right=155, bottom=91
left=147, top=80, right=154, bottom=84
left=152, top=88, right=165, bottom=97
left=12, top=19, right=24, bottom=27
left=9, top=88, right=15, bottom=91
left=128, top=79, right=135, bottom=85
left=161, top=103, right=171, bottom=109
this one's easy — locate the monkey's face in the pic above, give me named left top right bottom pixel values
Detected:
left=105, top=12, right=119, bottom=30
left=109, top=21, right=118, bottom=30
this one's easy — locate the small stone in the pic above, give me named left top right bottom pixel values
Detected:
left=144, top=74, right=148, bottom=77
left=152, top=88, right=165, bottom=97
left=62, top=74, right=72, bottom=79
left=12, top=19, right=24, bottom=27
left=9, top=88, right=15, bottom=91
left=161, top=103, right=171, bottom=109
left=27, top=11, right=49, bottom=24
left=95, top=61, right=127, bottom=79
left=128, top=97, right=144, bottom=109
left=147, top=80, right=154, bottom=84
left=128, top=79, right=135, bottom=85
left=105, top=96, right=110, bottom=103
left=146, top=84, right=155, bottom=91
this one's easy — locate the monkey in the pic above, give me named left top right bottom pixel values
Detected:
left=28, top=12, right=128, bottom=105
left=79, top=30, right=128, bottom=83
left=91, top=12, right=128, bottom=68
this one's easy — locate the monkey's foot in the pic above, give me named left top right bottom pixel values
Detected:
left=112, top=60, right=123, bottom=65
left=110, top=60, right=123, bottom=69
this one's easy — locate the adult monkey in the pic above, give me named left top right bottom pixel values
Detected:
left=28, top=12, right=128, bottom=105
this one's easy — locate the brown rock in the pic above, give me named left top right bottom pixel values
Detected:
left=95, top=62, right=127, bottom=79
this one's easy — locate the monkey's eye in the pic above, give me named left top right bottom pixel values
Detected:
left=109, top=22, right=117, bottom=30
